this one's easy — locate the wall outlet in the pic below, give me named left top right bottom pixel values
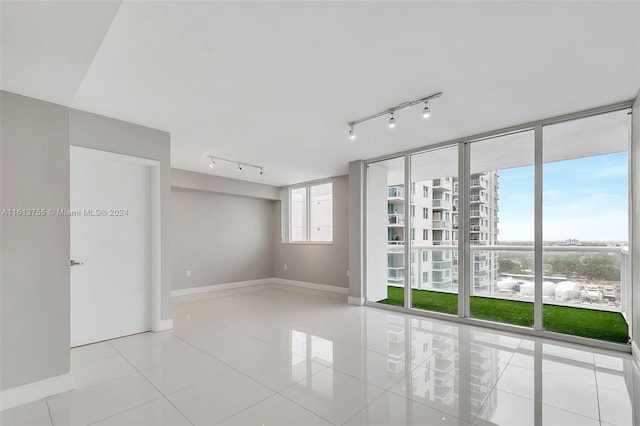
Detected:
left=186, top=270, right=191, bottom=277
left=284, top=263, right=287, bottom=270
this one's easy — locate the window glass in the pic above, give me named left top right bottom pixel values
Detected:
left=291, top=187, right=307, bottom=242
left=310, top=183, right=333, bottom=242
left=289, top=182, right=332, bottom=242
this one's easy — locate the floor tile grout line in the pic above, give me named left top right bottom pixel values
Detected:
left=464, top=353, right=512, bottom=425
left=211, top=393, right=282, bottom=425
left=593, top=360, right=603, bottom=423
left=171, top=333, right=245, bottom=371
left=491, top=385, right=603, bottom=423
left=470, top=371, right=503, bottom=425
left=110, top=342, right=196, bottom=426
left=45, top=399, right=54, bottom=426
left=345, top=381, right=472, bottom=426
left=106, top=331, right=176, bottom=355
left=84, top=396, right=166, bottom=426
left=273, top=389, right=339, bottom=426
left=110, top=335, right=211, bottom=373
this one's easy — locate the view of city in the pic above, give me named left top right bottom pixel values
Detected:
left=386, top=159, right=628, bottom=314
left=368, top=108, right=632, bottom=342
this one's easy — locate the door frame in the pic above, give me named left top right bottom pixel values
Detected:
left=69, top=146, right=164, bottom=336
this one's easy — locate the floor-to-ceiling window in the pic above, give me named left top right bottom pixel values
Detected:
left=365, top=104, right=632, bottom=347
left=542, top=110, right=630, bottom=343
left=469, top=130, right=535, bottom=327
left=409, top=146, right=459, bottom=314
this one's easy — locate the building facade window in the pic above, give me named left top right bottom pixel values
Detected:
left=289, top=181, right=333, bottom=243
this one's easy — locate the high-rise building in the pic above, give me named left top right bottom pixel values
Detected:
left=387, top=171, right=500, bottom=293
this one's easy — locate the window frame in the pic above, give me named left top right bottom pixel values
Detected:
left=285, top=179, right=333, bottom=244
left=362, top=100, right=633, bottom=352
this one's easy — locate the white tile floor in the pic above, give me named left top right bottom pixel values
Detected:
left=2, top=287, right=638, bottom=425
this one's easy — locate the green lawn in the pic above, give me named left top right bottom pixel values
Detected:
left=379, top=286, right=629, bottom=344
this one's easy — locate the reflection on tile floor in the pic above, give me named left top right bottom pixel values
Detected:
left=2, top=287, right=638, bottom=425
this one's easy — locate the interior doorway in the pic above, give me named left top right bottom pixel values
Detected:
left=70, top=146, right=160, bottom=347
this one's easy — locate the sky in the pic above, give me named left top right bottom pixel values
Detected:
left=498, top=152, right=628, bottom=242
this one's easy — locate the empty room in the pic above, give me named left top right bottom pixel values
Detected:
left=1, top=1, right=640, bottom=425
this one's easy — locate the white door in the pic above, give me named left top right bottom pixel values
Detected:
left=70, top=146, right=151, bottom=347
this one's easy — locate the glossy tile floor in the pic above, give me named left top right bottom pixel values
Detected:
left=3, top=287, right=639, bottom=425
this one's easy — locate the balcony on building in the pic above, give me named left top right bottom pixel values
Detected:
left=432, top=199, right=452, bottom=210
left=388, top=186, right=405, bottom=200
left=432, top=220, right=452, bottom=230
left=432, top=260, right=452, bottom=270
left=432, top=178, right=452, bottom=191
left=470, top=178, right=487, bottom=189
left=388, top=267, right=405, bottom=281
left=388, top=213, right=404, bottom=226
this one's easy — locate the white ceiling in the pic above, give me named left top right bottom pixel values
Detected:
left=2, top=1, right=639, bottom=187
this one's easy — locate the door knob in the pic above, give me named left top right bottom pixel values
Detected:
left=70, top=260, right=84, bottom=267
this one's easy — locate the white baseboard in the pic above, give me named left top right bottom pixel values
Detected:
left=171, top=279, right=272, bottom=297
left=153, top=318, right=173, bottom=332
left=271, top=278, right=348, bottom=295
left=0, top=373, right=72, bottom=412
left=171, top=277, right=348, bottom=299
left=348, top=296, right=365, bottom=306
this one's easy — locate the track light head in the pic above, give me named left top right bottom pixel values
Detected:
left=388, top=113, right=396, bottom=128
left=259, top=168, right=264, bottom=175
left=238, top=163, right=243, bottom=171
left=348, top=125, right=356, bottom=140
left=209, top=157, right=215, bottom=168
left=422, top=103, right=431, bottom=118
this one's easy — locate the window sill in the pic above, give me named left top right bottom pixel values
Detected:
left=284, top=241, right=333, bottom=245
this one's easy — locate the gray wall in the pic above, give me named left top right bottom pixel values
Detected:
left=272, top=175, right=349, bottom=288
left=171, top=188, right=274, bottom=290
left=172, top=168, right=279, bottom=201
left=0, top=91, right=172, bottom=392
left=69, top=109, right=172, bottom=320
left=632, top=90, right=640, bottom=347
left=1, top=92, right=70, bottom=390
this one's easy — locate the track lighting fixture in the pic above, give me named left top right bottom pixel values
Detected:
left=422, top=102, right=431, bottom=118
left=207, top=155, right=264, bottom=176
left=388, top=113, right=396, bottom=128
left=347, top=91, right=442, bottom=139
left=348, top=125, right=356, bottom=140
